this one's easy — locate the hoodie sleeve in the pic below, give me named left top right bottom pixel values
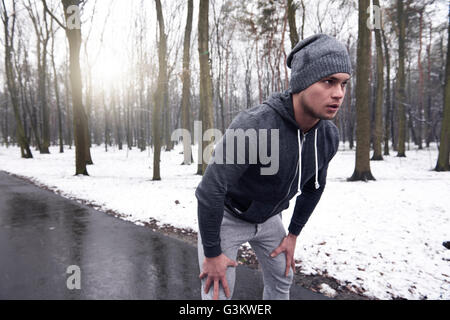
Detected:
left=195, top=111, right=257, bottom=258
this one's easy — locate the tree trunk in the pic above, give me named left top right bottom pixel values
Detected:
left=382, top=29, right=391, bottom=156
left=345, top=39, right=354, bottom=150
left=61, top=0, right=90, bottom=175
left=1, top=0, right=33, bottom=158
left=50, top=19, right=64, bottom=153
left=153, top=0, right=168, bottom=180
left=244, top=54, right=252, bottom=109
left=103, top=92, right=108, bottom=152
left=225, top=46, right=230, bottom=125
left=300, top=0, right=305, bottom=40
left=267, top=30, right=275, bottom=93
left=287, top=0, right=299, bottom=49
left=21, top=75, right=43, bottom=152
left=164, top=94, right=173, bottom=151
left=63, top=57, right=72, bottom=148
left=181, top=0, right=193, bottom=165
left=391, top=79, right=397, bottom=150
left=27, top=1, right=51, bottom=153
left=425, top=22, right=432, bottom=147
left=15, top=37, right=43, bottom=152
left=255, top=39, right=263, bottom=104
left=348, top=0, right=375, bottom=181
left=114, top=90, right=122, bottom=150
left=213, top=7, right=225, bottom=132
left=277, top=7, right=288, bottom=91
left=138, top=74, right=145, bottom=151
left=125, top=85, right=132, bottom=149
left=396, top=0, right=407, bottom=157
left=371, top=0, right=384, bottom=161
left=406, top=59, right=418, bottom=147
left=198, top=0, right=214, bottom=175
left=2, top=84, right=9, bottom=146
left=40, top=16, right=51, bottom=154
left=162, top=2, right=172, bottom=153
left=348, top=75, right=354, bottom=150
left=435, top=13, right=450, bottom=171
left=417, top=10, right=424, bottom=150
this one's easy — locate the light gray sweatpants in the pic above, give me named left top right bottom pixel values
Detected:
left=197, top=209, right=294, bottom=300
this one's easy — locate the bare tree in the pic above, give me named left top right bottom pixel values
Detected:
left=43, top=0, right=92, bottom=175
left=14, top=20, right=43, bottom=153
left=198, top=0, right=215, bottom=175
left=49, top=16, right=64, bottom=153
left=380, top=28, right=391, bottom=155
left=371, top=0, right=384, bottom=161
left=25, top=0, right=51, bottom=154
left=1, top=0, right=33, bottom=158
left=299, top=0, right=306, bottom=40
left=153, top=0, right=168, bottom=180
left=287, top=0, right=299, bottom=49
left=396, top=0, right=407, bottom=157
left=349, top=0, right=375, bottom=181
left=435, top=6, right=450, bottom=171
left=180, top=0, right=193, bottom=165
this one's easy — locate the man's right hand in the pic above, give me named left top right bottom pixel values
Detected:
left=199, top=253, right=238, bottom=300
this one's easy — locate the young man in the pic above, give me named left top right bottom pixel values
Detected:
left=196, top=34, right=352, bottom=300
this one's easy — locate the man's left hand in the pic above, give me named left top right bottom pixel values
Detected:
left=270, top=233, right=298, bottom=277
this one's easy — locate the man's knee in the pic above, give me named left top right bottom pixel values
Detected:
left=269, top=255, right=294, bottom=286
left=262, top=266, right=293, bottom=300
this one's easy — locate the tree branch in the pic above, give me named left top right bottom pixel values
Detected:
left=42, top=0, right=66, bottom=31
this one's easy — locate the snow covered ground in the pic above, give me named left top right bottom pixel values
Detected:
left=0, top=143, right=449, bottom=300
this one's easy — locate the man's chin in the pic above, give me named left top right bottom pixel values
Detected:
left=326, top=106, right=341, bottom=119
left=320, top=112, right=339, bottom=120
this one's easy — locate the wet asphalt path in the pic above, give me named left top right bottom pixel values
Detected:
left=0, top=171, right=327, bottom=300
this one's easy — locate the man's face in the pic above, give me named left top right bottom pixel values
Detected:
left=297, top=73, right=350, bottom=120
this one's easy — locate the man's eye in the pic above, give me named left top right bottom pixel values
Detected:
left=324, top=80, right=333, bottom=84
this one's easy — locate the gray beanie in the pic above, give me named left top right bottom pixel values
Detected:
left=287, top=34, right=352, bottom=93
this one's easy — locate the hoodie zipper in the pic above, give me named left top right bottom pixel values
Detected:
left=269, top=132, right=307, bottom=216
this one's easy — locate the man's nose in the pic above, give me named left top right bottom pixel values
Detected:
left=332, top=85, right=345, bottom=100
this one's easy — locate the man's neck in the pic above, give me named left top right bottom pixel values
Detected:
left=292, top=96, right=320, bottom=133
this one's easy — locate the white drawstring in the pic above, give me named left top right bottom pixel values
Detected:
left=314, top=128, right=320, bottom=189
left=297, top=128, right=320, bottom=195
left=297, top=130, right=302, bottom=194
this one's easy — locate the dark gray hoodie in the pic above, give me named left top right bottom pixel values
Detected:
left=195, top=90, right=339, bottom=258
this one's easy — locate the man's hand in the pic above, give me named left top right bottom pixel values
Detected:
left=270, top=233, right=298, bottom=277
left=199, top=253, right=238, bottom=300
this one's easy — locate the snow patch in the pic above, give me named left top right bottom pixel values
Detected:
left=0, top=143, right=449, bottom=300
